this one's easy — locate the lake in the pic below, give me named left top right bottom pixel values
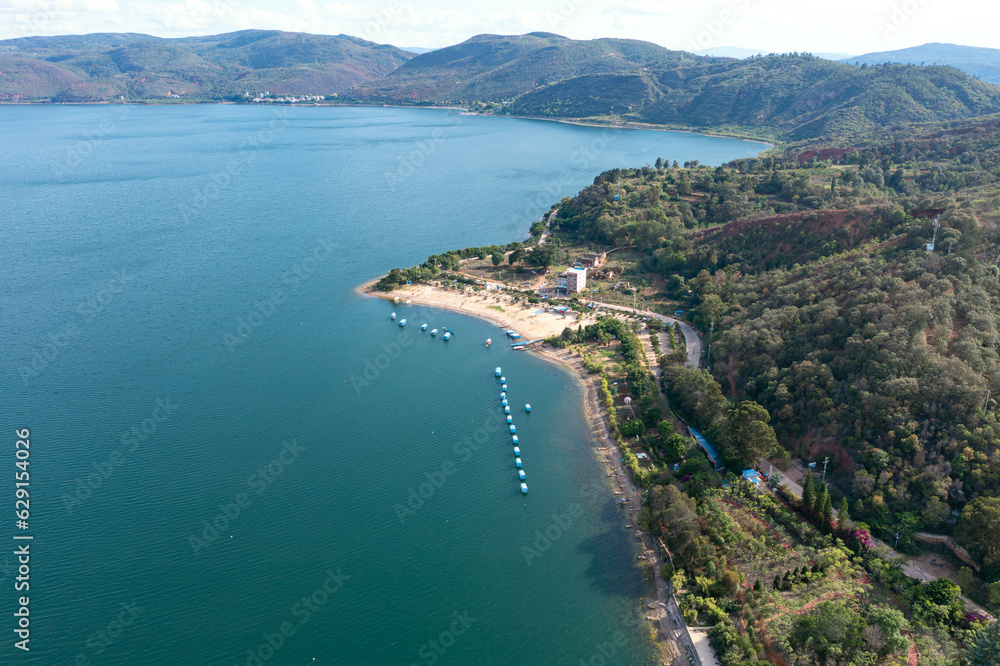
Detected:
left=0, top=104, right=766, bottom=664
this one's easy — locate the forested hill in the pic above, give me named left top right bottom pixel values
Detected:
left=352, top=33, right=1000, bottom=139
left=0, top=30, right=415, bottom=102
left=842, top=42, right=1000, bottom=85
left=9, top=29, right=1000, bottom=140
left=549, top=115, right=1000, bottom=571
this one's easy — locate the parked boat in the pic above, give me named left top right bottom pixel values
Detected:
left=500, top=376, right=505, bottom=382
left=421, top=323, right=428, bottom=331
left=515, top=457, right=522, bottom=468
left=506, top=415, right=512, bottom=424
left=511, top=345, right=524, bottom=350
left=430, top=329, right=438, bottom=336
left=502, top=399, right=508, bottom=407
left=520, top=482, right=528, bottom=494
left=502, top=384, right=508, bottom=391
left=390, top=312, right=396, bottom=320
left=513, top=446, right=520, bottom=455
left=504, top=406, right=510, bottom=414
left=518, top=470, right=526, bottom=481
left=500, top=392, right=506, bottom=400
left=486, top=338, right=492, bottom=347
left=512, top=436, right=518, bottom=445
left=443, top=332, right=452, bottom=341
left=509, top=425, right=516, bottom=434
left=525, top=404, right=531, bottom=413
left=398, top=319, right=407, bottom=327
left=495, top=367, right=502, bottom=377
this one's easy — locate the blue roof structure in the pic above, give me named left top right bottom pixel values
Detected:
left=689, top=427, right=723, bottom=470
left=742, top=469, right=763, bottom=485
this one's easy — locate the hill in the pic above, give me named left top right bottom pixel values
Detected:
left=0, top=30, right=415, bottom=101
left=841, top=42, right=1000, bottom=85
left=541, top=114, right=1000, bottom=577
left=350, top=33, right=1000, bottom=139
left=349, top=32, right=684, bottom=105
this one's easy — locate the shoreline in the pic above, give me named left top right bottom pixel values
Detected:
left=358, top=278, right=687, bottom=663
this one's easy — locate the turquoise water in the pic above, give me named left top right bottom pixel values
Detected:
left=0, top=105, right=765, bottom=664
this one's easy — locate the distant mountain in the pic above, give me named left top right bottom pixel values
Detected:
left=350, top=33, right=1000, bottom=139
left=350, top=32, right=690, bottom=104
left=397, top=46, right=436, bottom=54
left=840, top=43, right=1000, bottom=84
left=694, top=46, right=852, bottom=60
left=0, top=30, right=415, bottom=101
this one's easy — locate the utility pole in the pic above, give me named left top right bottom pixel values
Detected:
left=894, top=530, right=901, bottom=550
left=821, top=456, right=830, bottom=483
left=985, top=389, right=991, bottom=413
left=706, top=318, right=715, bottom=368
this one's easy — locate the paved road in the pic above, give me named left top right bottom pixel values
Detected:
left=597, top=302, right=702, bottom=368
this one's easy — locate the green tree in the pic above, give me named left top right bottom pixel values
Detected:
left=801, top=471, right=816, bottom=514
left=822, top=493, right=834, bottom=529
left=957, top=566, right=975, bottom=592
left=790, top=601, right=867, bottom=663
left=657, top=420, right=675, bottom=439
left=813, top=482, right=828, bottom=521
left=508, top=247, right=526, bottom=265
left=958, top=497, right=1000, bottom=567
left=967, top=619, right=1000, bottom=666
left=719, top=400, right=778, bottom=468
left=529, top=243, right=559, bottom=267
left=989, top=580, right=1000, bottom=607
left=491, top=251, right=504, bottom=266
left=838, top=496, right=850, bottom=528
left=866, top=607, right=909, bottom=657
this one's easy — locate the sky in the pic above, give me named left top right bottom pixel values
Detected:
left=2, top=0, right=1000, bottom=56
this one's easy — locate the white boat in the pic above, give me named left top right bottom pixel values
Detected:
left=443, top=331, right=452, bottom=341
left=515, top=457, right=522, bottom=468
left=421, top=323, right=428, bottom=331
left=502, top=384, right=507, bottom=391
left=509, top=425, right=516, bottom=434
left=525, top=404, right=531, bottom=413
left=506, top=415, right=512, bottom=424
left=518, top=470, right=526, bottom=481
left=513, top=446, right=520, bottom=455
left=398, top=319, right=407, bottom=327
left=390, top=312, right=396, bottom=320
left=486, top=338, right=492, bottom=347
left=495, top=367, right=502, bottom=377
left=520, top=483, right=528, bottom=494
left=430, top=329, right=438, bottom=336
left=504, top=406, right=510, bottom=414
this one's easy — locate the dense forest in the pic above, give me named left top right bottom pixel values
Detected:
left=550, top=114, right=1000, bottom=582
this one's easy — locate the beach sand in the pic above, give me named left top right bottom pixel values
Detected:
left=361, top=281, right=600, bottom=341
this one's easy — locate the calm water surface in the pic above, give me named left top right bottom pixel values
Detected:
left=0, top=105, right=766, bottom=664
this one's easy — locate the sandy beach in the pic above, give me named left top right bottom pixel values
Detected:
left=360, top=279, right=601, bottom=340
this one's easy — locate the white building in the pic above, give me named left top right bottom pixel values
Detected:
left=557, top=267, right=587, bottom=294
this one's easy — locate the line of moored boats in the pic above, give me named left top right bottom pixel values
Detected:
left=390, top=312, right=451, bottom=340
left=496, top=366, right=531, bottom=494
